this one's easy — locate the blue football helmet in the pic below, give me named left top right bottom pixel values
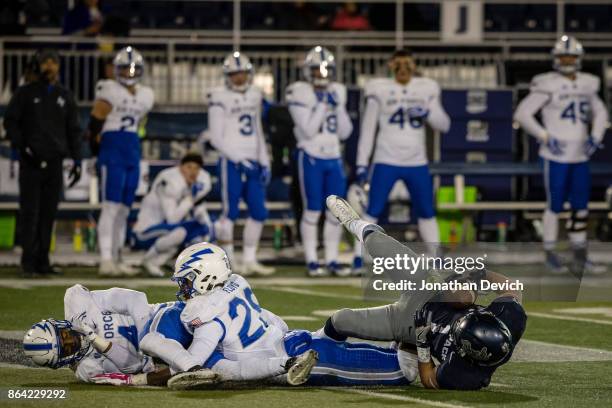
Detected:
left=451, top=310, right=513, bottom=367
left=23, top=319, right=91, bottom=369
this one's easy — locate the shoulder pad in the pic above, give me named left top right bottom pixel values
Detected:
left=208, top=87, right=228, bottom=108
left=529, top=72, right=557, bottom=92
left=579, top=72, right=601, bottom=92
left=286, top=81, right=310, bottom=98
left=181, top=296, right=224, bottom=329
left=414, top=77, right=440, bottom=92
left=94, top=80, right=118, bottom=104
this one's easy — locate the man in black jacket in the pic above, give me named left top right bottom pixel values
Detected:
left=4, top=50, right=82, bottom=278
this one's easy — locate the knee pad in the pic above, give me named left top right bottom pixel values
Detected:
left=302, top=210, right=321, bottom=225
left=566, top=209, right=588, bottom=232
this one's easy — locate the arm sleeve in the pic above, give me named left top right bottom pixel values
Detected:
left=426, top=85, right=450, bottom=133
left=590, top=94, right=609, bottom=142
left=66, top=91, right=83, bottom=160
left=356, top=96, right=380, bottom=167
left=4, top=87, right=25, bottom=150
left=187, top=320, right=225, bottom=367
left=64, top=284, right=97, bottom=321
left=208, top=101, right=245, bottom=163
left=156, top=182, right=193, bottom=224
left=336, top=105, right=353, bottom=141
left=260, top=308, right=289, bottom=333
left=90, top=288, right=153, bottom=333
left=74, top=356, right=105, bottom=382
left=514, top=91, right=551, bottom=141
left=287, top=102, right=327, bottom=140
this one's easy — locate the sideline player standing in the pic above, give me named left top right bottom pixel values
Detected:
left=209, top=52, right=274, bottom=276
left=514, top=36, right=609, bottom=274
left=88, top=46, right=154, bottom=276
left=356, top=49, right=450, bottom=248
left=286, top=46, right=354, bottom=277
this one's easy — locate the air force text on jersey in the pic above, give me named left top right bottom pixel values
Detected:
left=372, top=279, right=524, bottom=293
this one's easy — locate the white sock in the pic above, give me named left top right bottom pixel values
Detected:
left=213, top=357, right=288, bottom=381
left=98, top=201, right=121, bottom=262
left=568, top=231, right=587, bottom=250
left=324, top=211, right=342, bottom=264
left=113, top=204, right=130, bottom=262
left=301, top=210, right=320, bottom=264
left=243, top=218, right=263, bottom=264
left=353, top=241, right=362, bottom=258
left=418, top=217, right=440, bottom=243
left=543, top=210, right=559, bottom=251
left=215, top=217, right=235, bottom=262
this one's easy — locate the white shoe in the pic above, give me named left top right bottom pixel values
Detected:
left=326, top=195, right=384, bottom=242
left=286, top=349, right=318, bottom=386
left=242, top=261, right=276, bottom=276
left=117, top=262, right=140, bottom=277
left=143, top=258, right=165, bottom=277
left=167, top=369, right=220, bottom=390
left=98, top=260, right=121, bottom=277
left=584, top=260, right=607, bottom=275
left=307, top=262, right=330, bottom=277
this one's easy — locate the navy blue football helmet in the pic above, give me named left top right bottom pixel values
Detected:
left=451, top=310, right=513, bottom=367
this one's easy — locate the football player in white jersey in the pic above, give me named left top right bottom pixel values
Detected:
left=23, top=285, right=172, bottom=386
left=209, top=52, right=274, bottom=276
left=356, top=49, right=450, bottom=249
left=514, top=36, right=609, bottom=274
left=139, top=242, right=412, bottom=388
left=131, top=152, right=212, bottom=277
left=286, top=46, right=354, bottom=277
left=88, top=46, right=155, bottom=277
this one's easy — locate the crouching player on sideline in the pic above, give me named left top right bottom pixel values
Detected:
left=514, top=35, right=609, bottom=275
left=88, top=46, right=155, bottom=277
left=131, top=152, right=213, bottom=277
left=320, top=196, right=527, bottom=390
left=23, top=285, right=174, bottom=386
left=139, top=242, right=414, bottom=388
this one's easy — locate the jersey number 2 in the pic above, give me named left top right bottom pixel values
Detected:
left=228, top=288, right=266, bottom=348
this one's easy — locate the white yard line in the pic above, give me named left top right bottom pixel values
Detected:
left=529, top=312, right=612, bottom=326
left=327, top=388, right=474, bottom=408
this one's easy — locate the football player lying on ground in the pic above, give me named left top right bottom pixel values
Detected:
left=23, top=285, right=174, bottom=386
left=320, top=195, right=527, bottom=390
left=23, top=284, right=293, bottom=387
left=139, top=242, right=414, bottom=389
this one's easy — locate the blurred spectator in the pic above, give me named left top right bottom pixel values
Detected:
left=278, top=1, right=329, bottom=30
left=331, top=2, right=371, bottom=31
left=62, top=0, right=104, bottom=35
left=0, top=0, right=27, bottom=35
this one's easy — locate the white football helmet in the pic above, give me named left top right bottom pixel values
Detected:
left=552, top=35, right=584, bottom=75
left=222, top=51, right=254, bottom=92
left=347, top=183, right=369, bottom=216
left=303, top=46, right=336, bottom=87
left=173, top=242, right=232, bottom=300
left=23, top=319, right=90, bottom=369
left=113, top=46, right=145, bottom=86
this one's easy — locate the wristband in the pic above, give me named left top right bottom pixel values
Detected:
left=417, top=346, right=432, bottom=363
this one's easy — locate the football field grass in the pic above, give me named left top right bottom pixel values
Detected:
left=1, top=266, right=612, bottom=408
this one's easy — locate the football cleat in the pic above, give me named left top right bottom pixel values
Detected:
left=545, top=250, right=569, bottom=275
left=327, top=261, right=351, bottom=277
left=242, top=261, right=276, bottom=276
left=117, top=262, right=140, bottom=277
left=285, top=349, right=319, bottom=386
left=143, top=258, right=165, bottom=278
left=98, top=260, right=121, bottom=277
left=307, top=262, right=329, bottom=278
left=167, top=369, right=221, bottom=390
left=351, top=256, right=366, bottom=276
left=326, top=195, right=384, bottom=243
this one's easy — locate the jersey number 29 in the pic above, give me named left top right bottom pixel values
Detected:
left=228, top=288, right=268, bottom=348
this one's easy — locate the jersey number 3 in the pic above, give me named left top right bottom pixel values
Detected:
left=239, top=114, right=254, bottom=136
left=228, top=288, right=267, bottom=348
